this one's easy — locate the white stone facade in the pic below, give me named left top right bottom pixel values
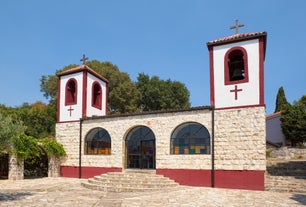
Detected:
left=214, top=107, right=266, bottom=171
left=56, top=106, right=266, bottom=172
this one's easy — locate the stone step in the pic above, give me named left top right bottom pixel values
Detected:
left=82, top=182, right=178, bottom=192
left=102, top=172, right=165, bottom=179
left=93, top=175, right=175, bottom=184
left=266, top=160, right=306, bottom=176
left=88, top=178, right=178, bottom=188
left=265, top=160, right=306, bottom=193
left=82, top=171, right=179, bottom=192
left=265, top=175, right=306, bottom=193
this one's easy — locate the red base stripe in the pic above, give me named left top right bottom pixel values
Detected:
left=60, top=166, right=122, bottom=178
left=60, top=166, right=264, bottom=190
left=157, top=169, right=212, bottom=187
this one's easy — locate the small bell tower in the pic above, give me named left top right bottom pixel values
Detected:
left=207, top=21, right=267, bottom=109
left=57, top=55, right=109, bottom=122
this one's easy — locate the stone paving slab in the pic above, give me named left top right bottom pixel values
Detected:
left=0, top=178, right=306, bottom=207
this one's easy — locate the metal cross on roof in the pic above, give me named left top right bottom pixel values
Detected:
left=80, top=54, right=88, bottom=65
left=230, top=20, right=245, bottom=34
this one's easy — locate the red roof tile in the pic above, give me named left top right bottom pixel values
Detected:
left=207, top=32, right=267, bottom=46
left=266, top=111, right=281, bottom=119
left=57, top=65, right=109, bottom=83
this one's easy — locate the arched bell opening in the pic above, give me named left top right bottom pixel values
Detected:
left=224, top=46, right=249, bottom=85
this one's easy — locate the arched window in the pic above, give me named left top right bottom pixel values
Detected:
left=171, top=122, right=210, bottom=155
left=224, top=46, right=249, bottom=85
left=85, top=128, right=111, bottom=155
left=92, top=82, right=102, bottom=109
left=65, top=78, right=77, bottom=105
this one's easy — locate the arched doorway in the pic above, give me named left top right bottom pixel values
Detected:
left=24, top=149, right=48, bottom=178
left=126, top=126, right=155, bottom=169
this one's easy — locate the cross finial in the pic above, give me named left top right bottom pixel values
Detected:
left=230, top=20, right=245, bottom=34
left=80, top=54, right=88, bottom=65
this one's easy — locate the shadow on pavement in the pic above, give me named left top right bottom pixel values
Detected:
left=0, top=192, right=32, bottom=201
left=291, top=194, right=306, bottom=205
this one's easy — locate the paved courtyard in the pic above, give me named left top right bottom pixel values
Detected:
left=0, top=177, right=306, bottom=207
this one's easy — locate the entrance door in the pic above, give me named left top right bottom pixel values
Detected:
left=126, top=126, right=155, bottom=169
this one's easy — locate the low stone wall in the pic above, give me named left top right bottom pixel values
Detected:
left=267, top=147, right=306, bottom=160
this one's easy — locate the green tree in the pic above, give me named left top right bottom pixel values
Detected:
left=86, top=61, right=140, bottom=113
left=136, top=73, right=190, bottom=111
left=19, top=101, right=56, bottom=138
left=274, top=86, right=289, bottom=112
left=0, top=113, right=25, bottom=153
left=281, top=95, right=306, bottom=146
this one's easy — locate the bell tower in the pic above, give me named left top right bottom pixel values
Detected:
left=57, top=55, right=109, bottom=122
left=207, top=25, right=267, bottom=110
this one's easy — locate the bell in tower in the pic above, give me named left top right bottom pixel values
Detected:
left=231, top=66, right=244, bottom=81
left=229, top=54, right=245, bottom=81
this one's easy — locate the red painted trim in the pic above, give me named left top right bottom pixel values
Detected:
left=208, top=46, right=215, bottom=106
left=259, top=37, right=265, bottom=106
left=105, top=82, right=109, bottom=115
left=157, top=169, right=264, bottom=191
left=60, top=166, right=122, bottom=178
left=91, top=81, right=102, bottom=110
left=82, top=71, right=87, bottom=118
left=157, top=169, right=212, bottom=187
left=65, top=78, right=78, bottom=106
left=57, top=76, right=61, bottom=123
left=224, top=46, right=249, bottom=85
left=214, top=170, right=265, bottom=191
left=214, top=104, right=265, bottom=111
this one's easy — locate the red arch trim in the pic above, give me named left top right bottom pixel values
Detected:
left=224, top=46, right=249, bottom=85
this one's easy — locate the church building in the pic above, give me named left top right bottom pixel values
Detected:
left=56, top=30, right=267, bottom=191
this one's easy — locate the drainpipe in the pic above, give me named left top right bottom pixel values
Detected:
left=211, top=105, right=215, bottom=188
left=79, top=118, right=83, bottom=179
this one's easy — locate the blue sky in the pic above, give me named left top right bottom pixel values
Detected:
left=0, top=0, right=305, bottom=114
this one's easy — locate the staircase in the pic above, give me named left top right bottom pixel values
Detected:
left=81, top=169, right=179, bottom=192
left=265, top=160, right=306, bottom=193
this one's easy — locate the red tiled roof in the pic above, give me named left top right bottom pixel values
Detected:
left=207, top=32, right=267, bottom=46
left=266, top=111, right=281, bottom=119
left=57, top=65, right=109, bottom=83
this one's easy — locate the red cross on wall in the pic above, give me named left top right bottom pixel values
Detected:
left=67, top=106, right=74, bottom=117
left=230, top=85, right=243, bottom=100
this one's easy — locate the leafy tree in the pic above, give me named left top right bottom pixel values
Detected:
left=281, top=95, right=306, bottom=146
left=86, top=61, right=140, bottom=113
left=136, top=73, right=190, bottom=111
left=19, top=101, right=56, bottom=138
left=12, top=134, right=43, bottom=162
left=0, top=113, right=25, bottom=153
left=12, top=135, right=66, bottom=163
left=274, top=86, right=289, bottom=112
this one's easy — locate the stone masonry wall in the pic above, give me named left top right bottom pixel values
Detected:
left=56, top=106, right=266, bottom=172
left=56, top=122, right=80, bottom=167
left=214, top=107, right=266, bottom=171
left=8, top=154, right=24, bottom=180
left=56, top=109, right=212, bottom=170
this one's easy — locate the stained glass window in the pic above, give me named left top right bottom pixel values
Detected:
left=85, top=128, right=111, bottom=155
left=171, top=122, right=210, bottom=155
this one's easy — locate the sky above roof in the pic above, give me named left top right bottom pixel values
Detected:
left=0, top=0, right=305, bottom=114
